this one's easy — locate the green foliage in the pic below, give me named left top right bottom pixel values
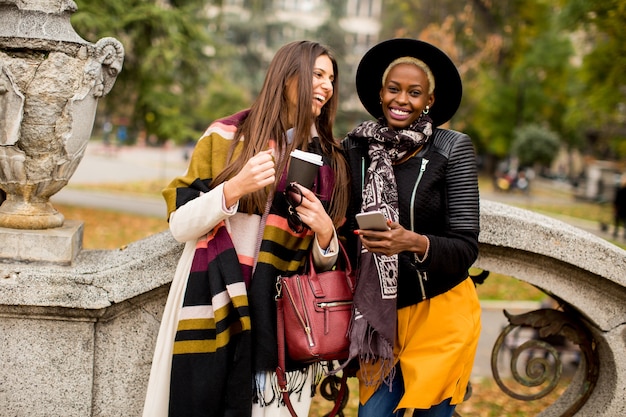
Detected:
left=511, top=124, right=560, bottom=167
left=378, top=0, right=579, bottom=165
left=475, top=3, right=574, bottom=161
left=200, top=72, right=252, bottom=125
left=68, top=0, right=624, bottom=159
left=511, top=28, right=574, bottom=130
left=72, top=0, right=218, bottom=144
left=470, top=71, right=517, bottom=157
left=559, top=0, right=626, bottom=156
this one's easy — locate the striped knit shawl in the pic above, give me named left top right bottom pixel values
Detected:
left=163, top=110, right=336, bottom=416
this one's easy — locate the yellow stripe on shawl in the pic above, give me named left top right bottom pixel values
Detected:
left=176, top=303, right=250, bottom=333
left=176, top=292, right=250, bottom=331
left=173, top=340, right=216, bottom=355
left=177, top=318, right=215, bottom=331
left=212, top=296, right=248, bottom=323
left=173, top=318, right=252, bottom=354
left=174, top=283, right=251, bottom=355
left=256, top=215, right=313, bottom=271
left=229, top=295, right=250, bottom=317
left=162, top=122, right=242, bottom=219
left=257, top=251, right=308, bottom=273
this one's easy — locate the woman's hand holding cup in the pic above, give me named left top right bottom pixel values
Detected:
left=224, top=149, right=275, bottom=207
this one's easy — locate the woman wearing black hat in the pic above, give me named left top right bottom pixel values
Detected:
left=340, top=38, right=481, bottom=416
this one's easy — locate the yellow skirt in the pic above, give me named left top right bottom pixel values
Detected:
left=359, top=277, right=481, bottom=410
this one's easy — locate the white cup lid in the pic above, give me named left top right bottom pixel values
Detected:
left=290, top=149, right=323, bottom=166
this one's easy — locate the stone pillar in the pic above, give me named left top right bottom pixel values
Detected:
left=0, top=0, right=124, bottom=263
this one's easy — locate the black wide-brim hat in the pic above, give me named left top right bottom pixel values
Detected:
left=356, top=38, right=462, bottom=127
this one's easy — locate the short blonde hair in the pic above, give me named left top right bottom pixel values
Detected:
left=381, top=56, right=435, bottom=94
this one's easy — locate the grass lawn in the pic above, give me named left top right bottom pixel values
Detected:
left=54, top=203, right=168, bottom=250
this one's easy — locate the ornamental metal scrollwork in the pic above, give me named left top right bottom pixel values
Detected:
left=490, top=306, right=599, bottom=416
left=319, top=361, right=350, bottom=417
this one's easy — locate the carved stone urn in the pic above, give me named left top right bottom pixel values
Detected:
left=0, top=0, right=124, bottom=229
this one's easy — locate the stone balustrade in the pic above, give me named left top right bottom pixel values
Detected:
left=0, top=200, right=624, bottom=416
left=474, top=201, right=626, bottom=417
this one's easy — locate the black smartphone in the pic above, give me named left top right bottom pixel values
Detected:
left=355, top=211, right=389, bottom=231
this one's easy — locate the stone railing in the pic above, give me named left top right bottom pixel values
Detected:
left=471, top=201, right=626, bottom=417
left=0, top=200, right=624, bottom=416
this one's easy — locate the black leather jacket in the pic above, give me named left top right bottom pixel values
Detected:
left=341, top=128, right=480, bottom=308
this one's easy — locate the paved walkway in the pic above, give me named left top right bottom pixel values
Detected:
left=49, top=142, right=616, bottom=378
left=51, top=143, right=187, bottom=217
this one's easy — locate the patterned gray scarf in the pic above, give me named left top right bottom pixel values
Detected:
left=346, top=114, right=433, bottom=387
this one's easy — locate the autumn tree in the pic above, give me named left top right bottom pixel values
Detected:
left=379, top=0, right=577, bottom=171
left=72, top=0, right=251, bottom=144
left=511, top=124, right=561, bottom=173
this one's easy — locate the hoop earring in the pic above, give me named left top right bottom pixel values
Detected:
left=422, top=105, right=430, bottom=115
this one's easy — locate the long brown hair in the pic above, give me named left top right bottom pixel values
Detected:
left=211, top=40, right=349, bottom=227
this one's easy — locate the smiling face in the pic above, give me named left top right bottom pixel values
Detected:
left=380, top=63, right=435, bottom=130
left=286, top=54, right=334, bottom=124
left=311, top=54, right=334, bottom=117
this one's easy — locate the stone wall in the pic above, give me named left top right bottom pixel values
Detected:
left=0, top=200, right=625, bottom=416
left=0, top=232, right=180, bottom=417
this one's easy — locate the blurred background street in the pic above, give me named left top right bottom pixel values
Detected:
left=52, top=142, right=619, bottom=241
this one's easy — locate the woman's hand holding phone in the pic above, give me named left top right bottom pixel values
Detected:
left=356, top=211, right=427, bottom=258
left=355, top=211, right=389, bottom=231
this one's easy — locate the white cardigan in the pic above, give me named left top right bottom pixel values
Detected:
left=142, top=183, right=338, bottom=416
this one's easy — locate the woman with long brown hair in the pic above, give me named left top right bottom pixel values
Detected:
left=143, top=40, right=349, bottom=417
